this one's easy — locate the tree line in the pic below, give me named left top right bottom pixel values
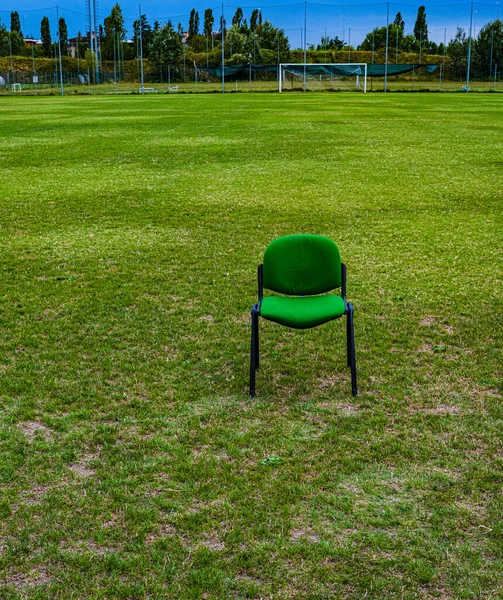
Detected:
left=0, top=3, right=501, bottom=78
left=0, top=4, right=290, bottom=67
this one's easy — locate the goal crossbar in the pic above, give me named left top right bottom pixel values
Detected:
left=279, top=63, right=367, bottom=93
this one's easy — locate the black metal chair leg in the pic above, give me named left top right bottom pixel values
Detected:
left=346, top=306, right=351, bottom=367
left=348, top=303, right=358, bottom=396
left=250, top=305, right=257, bottom=397
left=254, top=307, right=259, bottom=369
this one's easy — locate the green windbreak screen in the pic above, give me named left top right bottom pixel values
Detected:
left=199, top=64, right=438, bottom=78
left=201, top=65, right=277, bottom=77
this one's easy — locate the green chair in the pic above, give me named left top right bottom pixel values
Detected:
left=250, top=234, right=357, bottom=397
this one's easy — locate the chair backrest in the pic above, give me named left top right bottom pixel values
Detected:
left=263, top=234, right=341, bottom=296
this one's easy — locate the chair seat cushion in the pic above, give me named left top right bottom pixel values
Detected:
left=260, top=294, right=346, bottom=329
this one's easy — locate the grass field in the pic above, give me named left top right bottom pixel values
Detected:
left=0, top=93, right=502, bottom=599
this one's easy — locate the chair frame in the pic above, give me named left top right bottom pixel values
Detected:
left=250, top=262, right=357, bottom=397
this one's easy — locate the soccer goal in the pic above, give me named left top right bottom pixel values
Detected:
left=279, top=63, right=367, bottom=93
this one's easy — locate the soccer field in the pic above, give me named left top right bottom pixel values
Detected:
left=0, top=94, right=502, bottom=598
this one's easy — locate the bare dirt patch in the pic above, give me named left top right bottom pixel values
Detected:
left=289, top=528, right=320, bottom=543
left=59, top=539, right=118, bottom=555
left=411, top=404, right=461, bottom=415
left=418, top=343, right=433, bottom=353
left=317, top=375, right=347, bottom=390
left=21, top=484, right=52, bottom=506
left=232, top=313, right=249, bottom=325
left=18, top=421, right=53, bottom=442
left=419, top=317, right=436, bottom=326
left=69, top=453, right=98, bottom=478
left=3, top=566, right=51, bottom=589
left=201, top=536, right=225, bottom=551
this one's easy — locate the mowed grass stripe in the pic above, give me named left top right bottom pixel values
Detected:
left=0, top=93, right=502, bottom=598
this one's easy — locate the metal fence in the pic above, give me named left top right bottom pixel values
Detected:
left=1, top=63, right=501, bottom=95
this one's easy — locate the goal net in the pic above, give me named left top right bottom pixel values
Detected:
left=279, top=63, right=367, bottom=93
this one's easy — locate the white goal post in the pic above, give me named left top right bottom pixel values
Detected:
left=279, top=63, right=367, bottom=93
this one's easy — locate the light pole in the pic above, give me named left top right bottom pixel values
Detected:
left=490, top=27, right=494, bottom=76
left=221, top=2, right=225, bottom=93
left=466, top=0, right=474, bottom=92
left=56, top=5, right=64, bottom=96
left=384, top=1, right=389, bottom=92
left=342, top=19, right=345, bottom=45
left=303, top=1, right=307, bottom=91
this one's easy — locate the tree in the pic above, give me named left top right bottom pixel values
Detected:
left=232, top=8, right=243, bottom=27
left=204, top=8, right=214, bottom=38
left=250, top=9, right=262, bottom=31
left=76, top=31, right=88, bottom=58
left=85, top=48, right=97, bottom=81
left=8, top=10, right=26, bottom=55
left=401, top=34, right=418, bottom=53
left=226, top=24, right=246, bottom=56
left=358, top=25, right=402, bottom=51
left=10, top=11, right=22, bottom=36
left=150, top=20, right=183, bottom=68
left=101, top=3, right=126, bottom=60
left=58, top=17, right=68, bottom=55
left=9, top=32, right=26, bottom=56
left=188, top=9, right=200, bottom=39
left=41, top=16, right=52, bottom=57
left=244, top=30, right=261, bottom=63
left=414, top=6, right=428, bottom=43
left=0, top=19, right=9, bottom=57
left=447, top=27, right=468, bottom=79
left=393, top=12, right=404, bottom=31
left=133, top=15, right=153, bottom=58
left=256, top=20, right=290, bottom=60
left=474, top=19, right=503, bottom=78
left=317, top=35, right=344, bottom=51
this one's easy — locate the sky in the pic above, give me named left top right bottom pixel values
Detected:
left=1, top=0, right=501, bottom=49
